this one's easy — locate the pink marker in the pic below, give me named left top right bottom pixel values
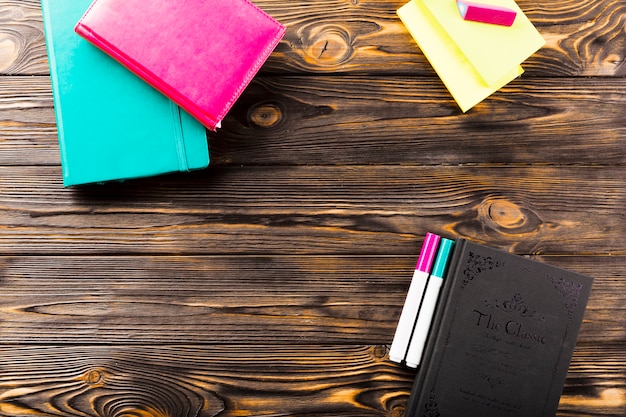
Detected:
left=389, top=232, right=441, bottom=364
left=457, top=0, right=517, bottom=27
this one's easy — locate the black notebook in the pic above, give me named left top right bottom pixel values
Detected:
left=406, top=239, right=593, bottom=417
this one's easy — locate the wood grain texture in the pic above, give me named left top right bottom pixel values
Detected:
left=0, top=77, right=57, bottom=165
left=0, top=255, right=623, bottom=344
left=0, top=345, right=623, bottom=417
left=561, top=345, right=626, bottom=417
left=212, top=76, right=626, bottom=165
left=1, top=1, right=624, bottom=416
left=0, top=345, right=399, bottom=417
left=3, top=0, right=626, bottom=76
left=0, top=0, right=48, bottom=74
left=0, top=165, right=624, bottom=255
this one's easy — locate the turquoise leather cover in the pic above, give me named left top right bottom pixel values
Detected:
left=41, top=0, right=209, bottom=187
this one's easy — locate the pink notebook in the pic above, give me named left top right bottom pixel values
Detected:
left=76, top=0, right=285, bottom=131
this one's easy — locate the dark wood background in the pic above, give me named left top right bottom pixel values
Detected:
left=1, top=0, right=625, bottom=415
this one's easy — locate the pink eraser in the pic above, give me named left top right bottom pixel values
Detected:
left=457, top=1, right=517, bottom=27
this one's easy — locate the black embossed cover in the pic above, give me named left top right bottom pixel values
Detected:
left=406, top=239, right=593, bottom=417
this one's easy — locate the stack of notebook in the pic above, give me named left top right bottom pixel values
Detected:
left=390, top=233, right=593, bottom=417
left=397, top=0, right=545, bottom=112
left=41, top=0, right=285, bottom=186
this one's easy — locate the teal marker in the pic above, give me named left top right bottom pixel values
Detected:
left=405, top=238, right=455, bottom=368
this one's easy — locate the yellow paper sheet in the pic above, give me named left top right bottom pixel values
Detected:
left=397, top=0, right=524, bottom=112
left=423, top=0, right=545, bottom=86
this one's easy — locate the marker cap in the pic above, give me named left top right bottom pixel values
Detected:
left=431, top=238, right=455, bottom=278
left=416, top=232, right=441, bottom=273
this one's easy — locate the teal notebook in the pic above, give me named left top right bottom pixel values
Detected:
left=41, top=0, right=209, bottom=187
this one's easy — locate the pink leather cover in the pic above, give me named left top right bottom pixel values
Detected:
left=76, top=0, right=285, bottom=131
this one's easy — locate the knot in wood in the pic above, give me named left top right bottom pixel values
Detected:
left=249, top=102, right=283, bottom=128
left=389, top=405, right=405, bottom=417
left=475, top=197, right=543, bottom=236
left=301, top=24, right=354, bottom=66
left=372, top=345, right=388, bottom=359
left=6, top=5, right=24, bottom=20
left=85, top=368, right=106, bottom=386
left=0, top=36, right=18, bottom=72
left=487, top=199, right=525, bottom=229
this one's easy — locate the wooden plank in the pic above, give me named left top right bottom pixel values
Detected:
left=560, top=345, right=626, bottom=417
left=2, top=76, right=626, bottom=166
left=210, top=76, right=626, bottom=166
left=0, top=165, right=623, bottom=255
left=3, top=0, right=626, bottom=76
left=0, top=255, right=622, bottom=344
left=0, top=344, right=622, bottom=416
left=0, top=77, right=57, bottom=165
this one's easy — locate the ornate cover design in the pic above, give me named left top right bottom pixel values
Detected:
left=550, top=275, right=584, bottom=319
left=423, top=391, right=440, bottom=417
left=75, top=0, right=285, bottom=131
left=406, top=239, right=593, bottom=417
left=461, top=250, right=503, bottom=288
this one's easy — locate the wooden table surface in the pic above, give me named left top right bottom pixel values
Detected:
left=1, top=0, right=625, bottom=416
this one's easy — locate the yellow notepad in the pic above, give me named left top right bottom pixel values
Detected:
left=397, top=0, right=544, bottom=112
left=424, top=0, right=545, bottom=86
